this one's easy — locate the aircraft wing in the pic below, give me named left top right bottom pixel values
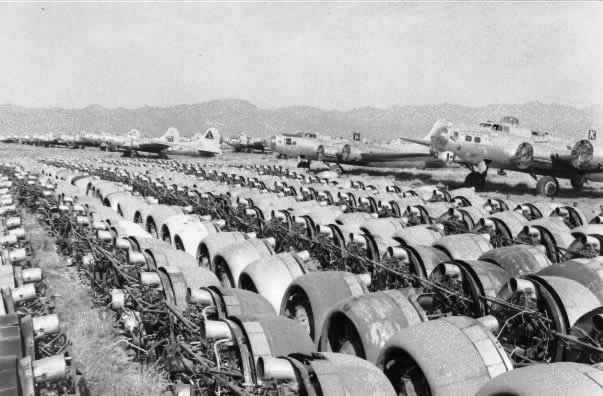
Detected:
left=196, top=149, right=221, bottom=156
left=353, top=152, right=433, bottom=162
left=399, top=137, right=431, bottom=147
left=339, top=141, right=432, bottom=164
left=520, top=140, right=603, bottom=173
left=134, top=142, right=171, bottom=153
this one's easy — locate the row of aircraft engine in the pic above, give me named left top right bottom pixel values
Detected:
left=1, top=127, right=223, bottom=158
left=270, top=116, right=602, bottom=197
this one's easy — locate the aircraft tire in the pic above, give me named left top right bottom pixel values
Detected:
left=464, top=172, right=486, bottom=191
left=571, top=174, right=586, bottom=191
left=536, top=176, right=558, bottom=197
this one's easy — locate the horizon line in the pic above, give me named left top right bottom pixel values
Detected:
left=0, top=99, right=599, bottom=112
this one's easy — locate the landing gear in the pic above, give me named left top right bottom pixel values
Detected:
left=464, top=161, right=489, bottom=191
left=464, top=171, right=486, bottom=190
left=328, top=163, right=344, bottom=174
left=536, top=176, right=559, bottom=197
left=297, top=159, right=311, bottom=168
left=571, top=174, right=587, bottom=192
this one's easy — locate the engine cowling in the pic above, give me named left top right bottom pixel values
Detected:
left=571, top=139, right=594, bottom=169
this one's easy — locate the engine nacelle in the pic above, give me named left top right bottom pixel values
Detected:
left=435, top=150, right=455, bottom=162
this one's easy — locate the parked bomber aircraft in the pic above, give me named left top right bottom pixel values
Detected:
left=225, top=132, right=268, bottom=153
left=29, top=133, right=67, bottom=147
left=0, top=135, right=19, bottom=143
left=270, top=131, right=440, bottom=170
left=402, top=116, right=602, bottom=196
left=77, top=131, right=113, bottom=148
left=118, top=127, right=222, bottom=158
left=97, top=129, right=143, bottom=151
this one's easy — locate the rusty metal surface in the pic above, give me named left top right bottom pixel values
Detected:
left=476, top=362, right=603, bottom=396
left=537, top=259, right=603, bottom=303
left=280, top=271, right=369, bottom=341
left=377, top=316, right=513, bottom=396
left=434, top=233, right=493, bottom=261
left=479, top=245, right=551, bottom=276
left=318, top=288, right=426, bottom=363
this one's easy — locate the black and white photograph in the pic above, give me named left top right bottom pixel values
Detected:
left=0, top=2, right=602, bottom=396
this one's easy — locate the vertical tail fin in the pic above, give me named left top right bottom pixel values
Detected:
left=127, top=129, right=141, bottom=139
left=159, top=127, right=180, bottom=143
left=424, top=119, right=450, bottom=140
left=203, top=127, right=222, bottom=143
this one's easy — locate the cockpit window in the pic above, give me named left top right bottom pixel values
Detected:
left=492, top=124, right=503, bottom=131
left=479, top=122, right=492, bottom=128
left=285, top=138, right=292, bottom=145
left=465, top=135, right=473, bottom=142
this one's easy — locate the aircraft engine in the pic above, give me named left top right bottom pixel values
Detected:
left=512, top=142, right=534, bottom=169
left=571, top=139, right=594, bottom=169
left=429, top=125, right=450, bottom=151
left=316, top=143, right=342, bottom=162
left=435, top=150, right=455, bottom=162
left=340, top=144, right=365, bottom=162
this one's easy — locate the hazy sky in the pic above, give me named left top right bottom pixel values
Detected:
left=1, top=2, right=602, bottom=110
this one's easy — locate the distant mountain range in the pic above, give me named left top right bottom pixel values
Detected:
left=0, top=99, right=600, bottom=140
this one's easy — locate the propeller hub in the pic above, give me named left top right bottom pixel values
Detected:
left=431, top=126, right=450, bottom=150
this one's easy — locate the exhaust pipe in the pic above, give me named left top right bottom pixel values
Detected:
left=32, top=314, right=60, bottom=338
left=509, top=278, right=536, bottom=298
left=140, top=272, right=161, bottom=287
left=110, top=289, right=126, bottom=310
left=258, top=357, right=297, bottom=382
left=187, top=288, right=214, bottom=305
left=477, top=315, right=500, bottom=334
left=32, top=354, right=69, bottom=383
left=203, top=320, right=232, bottom=340
left=22, top=268, right=43, bottom=283
left=12, top=283, right=37, bottom=303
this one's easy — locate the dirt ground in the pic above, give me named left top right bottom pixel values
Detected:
left=23, top=212, right=168, bottom=396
